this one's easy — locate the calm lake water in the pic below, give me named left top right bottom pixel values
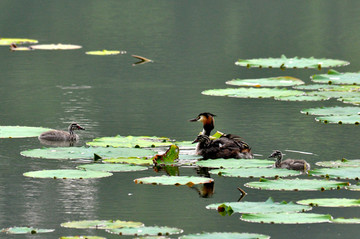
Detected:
left=1, top=1, right=360, bottom=238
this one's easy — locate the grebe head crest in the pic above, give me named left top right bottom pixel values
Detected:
left=269, top=150, right=283, bottom=159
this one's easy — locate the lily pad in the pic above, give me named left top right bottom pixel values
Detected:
left=202, top=87, right=304, bottom=98
left=346, top=183, right=360, bottom=191
left=308, top=90, right=360, bottom=99
left=61, top=220, right=143, bottom=229
left=0, top=38, right=38, bottom=45
left=226, top=76, right=304, bottom=87
left=339, top=97, right=360, bottom=105
left=134, top=175, right=214, bottom=186
left=77, top=163, right=148, bottom=172
left=312, top=69, right=360, bottom=85
left=275, top=95, right=330, bottom=101
left=321, top=85, right=360, bottom=92
left=235, top=55, right=349, bottom=69
left=210, top=167, right=301, bottom=178
left=244, top=178, right=349, bottom=191
left=297, top=198, right=360, bottom=207
left=316, top=158, right=360, bottom=168
left=300, top=106, right=360, bottom=116
left=103, top=157, right=152, bottom=165
left=30, top=44, right=82, bottom=50
left=206, top=197, right=311, bottom=214
left=60, top=237, right=106, bottom=239
left=106, top=226, right=183, bottom=236
left=315, top=115, right=360, bottom=124
left=195, top=159, right=274, bottom=168
left=331, top=217, right=360, bottom=224
left=20, top=146, right=155, bottom=159
left=153, top=145, right=179, bottom=165
left=87, top=135, right=172, bottom=148
left=180, top=232, right=270, bottom=239
left=310, top=167, right=360, bottom=180
left=240, top=212, right=332, bottom=224
left=292, top=84, right=338, bottom=90
left=0, top=126, right=52, bottom=138
left=86, top=50, right=126, bottom=55
left=1, top=226, right=54, bottom=234
left=23, top=169, right=113, bottom=179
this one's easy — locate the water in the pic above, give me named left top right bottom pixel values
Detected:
left=0, top=1, right=360, bottom=238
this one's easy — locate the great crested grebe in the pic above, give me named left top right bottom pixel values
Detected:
left=189, top=112, right=253, bottom=159
left=269, top=150, right=310, bottom=171
left=192, top=134, right=253, bottom=159
left=38, top=123, right=85, bottom=141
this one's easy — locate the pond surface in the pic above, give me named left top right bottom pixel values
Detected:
left=1, top=1, right=360, bottom=238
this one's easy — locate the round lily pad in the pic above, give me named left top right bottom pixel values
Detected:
left=61, top=220, right=143, bottom=229
left=1, top=226, right=54, bottom=234
left=0, top=126, right=52, bottom=138
left=86, top=50, right=126, bottom=55
left=0, top=38, right=38, bottom=45
left=300, top=106, right=360, bottom=116
left=60, top=237, right=106, bottom=239
left=312, top=69, right=360, bottom=85
left=244, top=178, right=349, bottom=191
left=292, top=84, right=338, bottom=90
left=202, top=87, right=304, bottom=98
left=134, top=176, right=214, bottom=186
left=210, top=167, right=301, bottom=178
left=23, top=169, right=112, bottom=179
left=310, top=167, right=360, bottom=180
left=321, top=85, right=360, bottom=92
left=235, top=55, right=349, bottom=69
left=103, top=157, right=153, bottom=165
left=315, top=115, right=360, bottom=124
left=77, top=163, right=148, bottom=172
left=308, top=90, right=360, bottom=99
left=275, top=95, right=330, bottom=101
left=30, top=44, right=82, bottom=50
left=297, top=198, right=360, bottom=207
left=240, top=212, right=332, bottom=224
left=331, top=217, right=360, bottom=224
left=106, top=226, right=183, bottom=236
left=195, top=159, right=274, bottom=168
left=346, top=183, right=360, bottom=191
left=180, top=232, right=270, bottom=239
left=206, top=197, right=311, bottom=214
left=20, top=146, right=155, bottom=159
left=339, top=97, right=360, bottom=105
left=316, top=159, right=360, bottom=168
left=87, top=135, right=172, bottom=148
left=226, top=76, right=304, bottom=87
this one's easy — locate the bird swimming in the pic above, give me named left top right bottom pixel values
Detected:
left=38, top=123, right=85, bottom=141
left=269, top=150, right=310, bottom=171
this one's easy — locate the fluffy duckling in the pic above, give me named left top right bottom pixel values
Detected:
left=38, top=123, right=85, bottom=141
left=269, top=150, right=310, bottom=171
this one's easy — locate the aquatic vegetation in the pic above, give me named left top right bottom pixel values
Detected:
left=1, top=226, right=54, bottom=234
left=60, top=236, right=106, bottom=239
left=0, top=38, right=38, bottom=45
left=310, top=167, right=360, bottom=180
left=339, top=97, right=360, bottom=105
left=180, top=232, right=270, bottom=239
left=297, top=198, right=360, bottom=207
left=240, top=212, right=333, bottom=224
left=86, top=49, right=126, bottom=55
left=316, top=158, right=360, bottom=168
left=202, top=87, right=304, bottom=98
left=61, top=220, right=143, bottom=229
left=23, top=169, right=113, bottom=179
left=315, top=115, right=360, bottom=125
left=301, top=106, right=360, bottom=116
left=134, top=175, right=214, bottom=186
left=87, top=135, right=172, bottom=148
left=152, top=144, right=179, bottom=165
left=103, top=157, right=153, bottom=165
left=274, top=95, right=330, bottom=102
left=106, top=225, right=183, bottom=236
left=0, top=126, right=51, bottom=138
left=311, top=69, right=360, bottom=85
left=195, top=158, right=274, bottom=168
left=210, top=167, right=301, bottom=178
left=30, top=43, right=82, bottom=50
left=77, top=163, right=148, bottom=172
left=226, top=76, right=304, bottom=87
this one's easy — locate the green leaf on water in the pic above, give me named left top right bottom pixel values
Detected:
left=312, top=69, right=360, bottom=85
left=180, top=232, right=270, bottom=239
left=315, top=115, right=360, bottom=125
left=23, top=169, right=113, bottom=179
left=106, top=226, right=183, bottom=236
left=275, top=95, right=330, bottom=102
left=134, top=175, right=214, bottom=186
left=331, top=217, right=360, bottom=224
left=210, top=167, right=301, bottom=178
left=308, top=90, right=360, bottom=99
left=1, top=226, right=54, bottom=234
left=0, top=38, right=38, bottom=45
left=339, top=97, right=360, bottom=105
left=61, top=220, right=143, bottom=229
left=0, top=126, right=52, bottom=138
left=20, top=146, right=155, bottom=159
left=292, top=84, right=338, bottom=90
left=235, top=55, right=349, bottom=69
left=103, top=157, right=152, bottom=165
left=60, top=237, right=106, bottom=239
left=316, top=159, right=360, bottom=168
left=30, top=44, right=82, bottom=50
left=226, top=76, right=304, bottom=87
left=87, top=135, right=172, bottom=148
left=321, top=85, right=360, bottom=92
left=310, top=167, right=360, bottom=180
left=297, top=198, right=360, bottom=207
left=300, top=106, right=360, bottom=116
left=202, top=87, right=304, bottom=98
left=244, top=178, right=349, bottom=191
left=206, top=197, right=311, bottom=214
left=77, top=163, right=148, bottom=172
left=86, top=50, right=125, bottom=55
left=346, top=182, right=360, bottom=191
left=152, top=144, right=179, bottom=165
left=240, top=212, right=332, bottom=224
left=195, top=158, right=274, bottom=168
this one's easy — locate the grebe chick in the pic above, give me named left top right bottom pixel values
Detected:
left=192, top=134, right=253, bottom=159
left=38, top=123, right=85, bottom=141
left=269, top=150, right=310, bottom=171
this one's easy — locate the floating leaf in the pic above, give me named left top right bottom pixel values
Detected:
left=235, top=55, right=349, bottom=69
left=0, top=126, right=51, bottom=138
left=206, top=197, right=311, bottom=214
left=301, top=106, right=360, bottom=116
left=23, top=169, right=112, bottom=179
left=77, top=163, right=148, bottom=172
left=240, top=212, right=332, bottom=224
left=87, top=135, right=172, bottom=148
left=202, top=87, right=304, bottom=98
left=61, top=220, right=143, bottom=229
left=315, top=115, right=360, bottom=125
left=316, top=159, right=360, bottom=168
left=134, top=175, right=213, bottom=186
left=275, top=94, right=330, bottom=101
left=331, top=217, right=360, bottom=224
left=310, top=167, right=360, bottom=180
left=339, top=97, right=360, bottom=105
left=153, top=145, right=179, bottom=165
left=86, top=50, right=126, bottom=55
left=20, top=146, right=155, bottom=159
left=308, top=90, right=360, bottom=99
left=1, top=226, right=54, bottom=234
left=321, top=85, right=360, bottom=92
left=0, top=38, right=38, bottom=45
left=346, top=183, right=360, bottom=191
left=297, top=198, right=360, bottom=207
left=195, top=159, right=274, bottom=168
left=210, top=167, right=301, bottom=178
left=180, top=232, right=270, bottom=239
left=103, top=157, right=152, bottom=165
left=292, top=84, right=338, bottom=90
left=312, top=69, right=360, bottom=85
left=60, top=237, right=106, bottom=239
left=107, top=226, right=182, bottom=236
left=30, top=44, right=82, bottom=50
left=226, top=76, right=304, bottom=87
left=245, top=178, right=348, bottom=191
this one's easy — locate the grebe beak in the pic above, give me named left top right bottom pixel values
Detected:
left=192, top=138, right=199, bottom=144
left=189, top=117, right=199, bottom=122
left=77, top=125, right=85, bottom=130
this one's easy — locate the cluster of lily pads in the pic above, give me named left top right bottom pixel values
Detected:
left=203, top=55, right=360, bottom=124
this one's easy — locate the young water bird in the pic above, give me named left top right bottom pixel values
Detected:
left=269, top=150, right=310, bottom=171
left=38, top=123, right=85, bottom=141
